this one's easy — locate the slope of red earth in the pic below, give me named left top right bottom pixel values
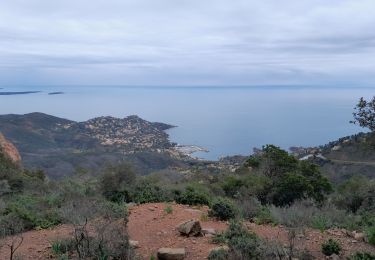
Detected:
left=0, top=202, right=373, bottom=259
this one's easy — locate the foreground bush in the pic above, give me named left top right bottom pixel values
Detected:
left=211, top=221, right=264, bottom=259
left=366, top=226, right=375, bottom=246
left=321, top=239, right=341, bottom=256
left=209, top=198, right=236, bottom=221
left=350, top=252, right=375, bottom=260
left=175, top=186, right=211, bottom=206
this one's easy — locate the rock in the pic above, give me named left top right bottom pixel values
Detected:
left=330, top=254, right=340, bottom=260
left=202, top=228, right=216, bottom=236
left=177, top=219, right=202, bottom=237
left=157, top=248, right=185, bottom=260
left=148, top=207, right=155, bottom=211
left=126, top=202, right=137, bottom=208
left=129, top=240, right=139, bottom=248
left=332, top=145, right=341, bottom=151
left=353, top=232, right=365, bottom=241
left=0, top=132, right=21, bottom=164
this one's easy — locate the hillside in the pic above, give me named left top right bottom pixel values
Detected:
left=292, top=132, right=375, bottom=183
left=0, top=113, right=183, bottom=178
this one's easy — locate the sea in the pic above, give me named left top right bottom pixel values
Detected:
left=0, top=85, right=373, bottom=160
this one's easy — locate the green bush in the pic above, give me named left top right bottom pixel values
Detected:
left=175, top=186, right=210, bottom=206
left=255, top=206, right=275, bottom=225
left=311, top=215, right=331, bottom=232
left=321, top=239, right=341, bottom=256
left=51, top=239, right=75, bottom=255
left=132, top=180, right=168, bottom=203
left=366, top=226, right=375, bottom=245
left=209, top=198, right=236, bottom=221
left=4, top=194, right=61, bottom=230
left=243, top=145, right=332, bottom=206
left=164, top=205, right=173, bottom=214
left=208, top=248, right=229, bottom=260
left=221, top=176, right=243, bottom=198
left=350, top=252, right=375, bottom=260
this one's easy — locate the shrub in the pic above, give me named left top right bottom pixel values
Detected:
left=237, top=196, right=261, bottom=220
left=132, top=180, right=168, bottom=204
left=208, top=248, right=229, bottom=260
left=175, top=186, right=210, bottom=206
left=366, top=226, right=375, bottom=245
left=350, top=252, right=375, bottom=260
left=321, top=239, right=341, bottom=256
left=164, top=205, right=173, bottom=214
left=244, top=145, right=332, bottom=206
left=255, top=206, right=275, bottom=225
left=213, top=221, right=264, bottom=259
left=209, top=198, right=236, bottom=221
left=51, top=239, right=75, bottom=255
left=4, top=194, right=61, bottom=230
left=100, top=163, right=136, bottom=203
left=221, top=176, right=243, bottom=198
left=311, top=215, right=331, bottom=232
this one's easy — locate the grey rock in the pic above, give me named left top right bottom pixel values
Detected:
left=157, top=248, right=185, bottom=260
left=177, top=219, right=202, bottom=237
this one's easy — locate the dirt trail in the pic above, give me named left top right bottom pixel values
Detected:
left=0, top=203, right=374, bottom=259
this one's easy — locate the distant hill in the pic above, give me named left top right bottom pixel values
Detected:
left=295, top=132, right=375, bottom=183
left=0, top=112, right=185, bottom=178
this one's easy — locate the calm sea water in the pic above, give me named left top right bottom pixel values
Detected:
left=0, top=86, right=373, bottom=160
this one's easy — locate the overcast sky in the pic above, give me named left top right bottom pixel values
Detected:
left=1, top=0, right=375, bottom=86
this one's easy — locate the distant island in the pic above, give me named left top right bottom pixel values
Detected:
left=48, top=91, right=64, bottom=95
left=0, top=91, right=40, bottom=95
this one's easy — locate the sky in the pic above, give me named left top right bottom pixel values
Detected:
left=0, top=0, right=375, bottom=87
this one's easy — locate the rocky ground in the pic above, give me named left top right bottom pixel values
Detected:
left=0, top=203, right=373, bottom=259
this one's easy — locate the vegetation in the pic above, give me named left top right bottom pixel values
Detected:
left=1, top=101, right=374, bottom=259
left=350, top=252, right=375, bottom=260
left=321, top=239, right=341, bottom=256
left=209, top=198, right=236, bottom=221
left=351, top=96, right=375, bottom=131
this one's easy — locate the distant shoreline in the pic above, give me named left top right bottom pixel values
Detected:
left=0, top=91, right=41, bottom=95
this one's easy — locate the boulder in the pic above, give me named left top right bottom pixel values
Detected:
left=0, top=132, right=21, bottom=164
left=157, top=248, right=185, bottom=260
left=177, top=220, right=202, bottom=236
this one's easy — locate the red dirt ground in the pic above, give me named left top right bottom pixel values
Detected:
left=0, top=202, right=373, bottom=259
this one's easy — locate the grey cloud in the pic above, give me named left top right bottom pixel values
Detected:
left=0, top=0, right=375, bottom=86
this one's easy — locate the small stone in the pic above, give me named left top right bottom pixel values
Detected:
left=353, top=232, right=365, bottom=241
left=129, top=240, right=139, bottom=248
left=330, top=254, right=340, bottom=260
left=148, top=207, right=155, bottom=211
left=202, top=228, right=216, bottom=236
left=157, top=248, right=185, bottom=260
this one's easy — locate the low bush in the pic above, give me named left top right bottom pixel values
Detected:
left=350, top=252, right=375, bottom=260
left=212, top=221, right=264, bottom=259
left=132, top=180, right=169, bottom=203
left=4, top=194, right=61, bottom=230
left=255, top=206, right=275, bottom=225
left=208, top=248, right=229, bottom=260
left=175, top=186, right=211, bottom=206
left=321, top=239, right=341, bottom=256
left=51, top=239, right=75, bottom=256
left=164, top=205, right=173, bottom=214
left=366, top=226, right=375, bottom=245
left=237, top=196, right=261, bottom=220
left=209, top=198, right=236, bottom=221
